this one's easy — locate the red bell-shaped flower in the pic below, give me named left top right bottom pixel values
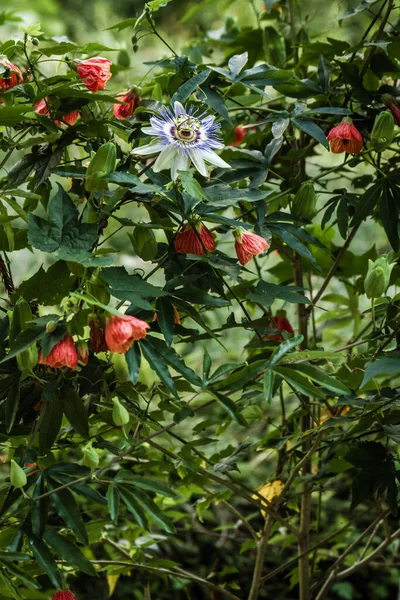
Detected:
left=233, top=227, right=270, bottom=265
left=38, top=335, right=78, bottom=370
left=105, top=314, right=150, bottom=354
left=76, top=57, right=112, bottom=92
left=327, top=119, right=363, bottom=154
left=174, top=222, right=216, bottom=255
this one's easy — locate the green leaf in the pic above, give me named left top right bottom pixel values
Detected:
left=146, top=336, right=202, bottom=387
left=146, top=0, right=174, bottom=11
left=200, top=86, right=231, bottom=123
left=248, top=281, right=312, bottom=308
left=26, top=530, right=63, bottom=589
left=118, top=485, right=148, bottom=529
left=171, top=69, right=211, bottom=104
left=263, top=369, right=274, bottom=403
left=107, top=483, right=120, bottom=522
left=380, top=183, right=399, bottom=251
left=39, top=387, right=63, bottom=454
left=31, top=475, right=47, bottom=538
left=351, top=182, right=383, bottom=227
left=292, top=117, right=329, bottom=149
left=361, top=356, right=400, bottom=388
left=139, top=339, right=178, bottom=398
left=125, top=343, right=142, bottom=385
left=211, top=390, right=248, bottom=426
left=43, top=530, right=96, bottom=577
left=46, top=477, right=88, bottom=545
left=1, top=324, right=46, bottom=363
left=155, top=297, right=176, bottom=346
left=273, top=367, right=326, bottom=398
left=61, top=385, right=89, bottom=439
left=115, top=471, right=175, bottom=497
left=290, top=364, right=352, bottom=395
left=269, top=336, right=303, bottom=368
left=204, top=185, right=271, bottom=207
left=100, top=267, right=166, bottom=310
left=14, top=261, right=75, bottom=305
left=5, top=373, right=20, bottom=434
left=121, top=485, right=175, bottom=533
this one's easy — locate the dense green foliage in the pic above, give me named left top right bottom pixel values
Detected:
left=1, top=1, right=400, bottom=599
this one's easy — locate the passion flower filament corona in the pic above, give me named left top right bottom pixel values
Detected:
left=132, top=101, right=231, bottom=180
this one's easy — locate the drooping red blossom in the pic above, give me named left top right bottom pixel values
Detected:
left=153, top=305, right=180, bottom=325
left=33, top=398, right=43, bottom=412
left=265, top=312, right=294, bottom=341
left=38, top=335, right=78, bottom=370
left=233, top=228, right=270, bottom=265
left=327, top=119, right=363, bottom=154
left=52, top=592, right=78, bottom=600
left=231, top=125, right=247, bottom=147
left=174, top=222, right=216, bottom=255
left=105, top=314, right=150, bottom=354
left=113, top=89, right=139, bottom=120
left=76, top=341, right=89, bottom=364
left=34, top=98, right=79, bottom=127
left=382, top=94, right=400, bottom=126
left=0, top=58, right=23, bottom=90
left=76, top=57, right=112, bottom=92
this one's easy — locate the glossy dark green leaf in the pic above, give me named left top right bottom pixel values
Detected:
left=31, top=475, right=47, bottom=538
left=5, top=373, right=20, bottom=433
left=290, top=364, right=351, bottom=395
left=155, top=297, right=175, bottom=346
left=171, top=69, right=210, bottom=104
left=122, top=485, right=175, bottom=533
left=273, top=366, right=326, bottom=398
left=292, top=117, right=329, bottom=149
left=351, top=182, right=383, bottom=227
left=43, top=530, right=96, bottom=576
left=107, top=483, right=120, bottom=522
left=118, top=485, right=148, bottom=529
left=146, top=336, right=202, bottom=386
left=61, top=385, right=89, bottom=439
left=26, top=530, right=63, bottom=589
left=139, top=339, right=178, bottom=398
left=212, top=391, right=247, bottom=426
left=46, top=477, right=88, bottom=545
left=125, top=343, right=142, bottom=385
left=39, top=388, right=63, bottom=454
left=115, top=471, right=175, bottom=497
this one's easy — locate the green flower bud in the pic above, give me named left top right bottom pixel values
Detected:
left=46, top=320, right=58, bottom=333
left=364, top=256, right=395, bottom=299
left=82, top=445, right=99, bottom=469
left=85, top=142, right=117, bottom=192
left=130, top=225, right=158, bottom=261
left=291, top=182, right=317, bottom=219
left=370, top=111, right=395, bottom=152
left=112, top=398, right=130, bottom=426
left=87, top=271, right=110, bottom=305
left=10, top=460, right=27, bottom=488
left=10, top=299, right=38, bottom=372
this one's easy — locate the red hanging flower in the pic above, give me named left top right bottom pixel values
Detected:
left=174, top=222, right=216, bottom=255
left=76, top=57, right=112, bottom=92
left=231, top=125, right=246, bottom=147
left=113, top=89, right=140, bottom=120
left=52, top=592, right=78, bottom=600
left=265, top=312, right=294, bottom=341
left=0, top=59, right=23, bottom=90
left=34, top=98, right=79, bottom=127
left=233, top=227, right=270, bottom=265
left=88, top=314, right=108, bottom=353
left=327, top=119, right=363, bottom=154
left=105, top=314, right=150, bottom=354
left=38, top=335, right=78, bottom=370
left=382, top=94, right=400, bottom=126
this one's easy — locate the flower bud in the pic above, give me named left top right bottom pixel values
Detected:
left=76, top=341, right=89, bottom=364
left=131, top=225, right=158, bottom=261
left=10, top=460, right=27, bottom=488
left=85, top=142, right=116, bottom=192
left=370, top=111, right=395, bottom=152
left=31, top=37, right=39, bottom=47
left=87, top=272, right=110, bottom=304
left=292, top=182, right=317, bottom=219
left=46, top=320, right=58, bottom=334
left=82, top=444, right=99, bottom=469
left=364, top=256, right=395, bottom=299
left=112, top=397, right=130, bottom=426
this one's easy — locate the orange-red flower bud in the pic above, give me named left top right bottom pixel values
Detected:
left=52, top=592, right=78, bottom=600
left=113, top=89, right=139, bottom=120
left=231, top=125, right=246, bottom=147
left=105, top=314, right=150, bottom=354
left=265, top=312, right=294, bottom=341
left=76, top=341, right=89, bottom=364
left=76, top=57, right=112, bottom=92
left=38, top=335, right=78, bottom=370
left=174, top=222, right=216, bottom=255
left=233, top=228, right=270, bottom=265
left=327, top=119, right=363, bottom=154
left=0, top=59, right=23, bottom=90
left=34, top=98, right=79, bottom=127
left=382, top=94, right=400, bottom=126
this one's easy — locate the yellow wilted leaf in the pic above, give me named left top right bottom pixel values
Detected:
left=253, top=480, right=284, bottom=518
left=107, top=574, right=120, bottom=597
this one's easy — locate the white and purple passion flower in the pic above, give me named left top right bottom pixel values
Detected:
left=131, top=101, right=231, bottom=180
